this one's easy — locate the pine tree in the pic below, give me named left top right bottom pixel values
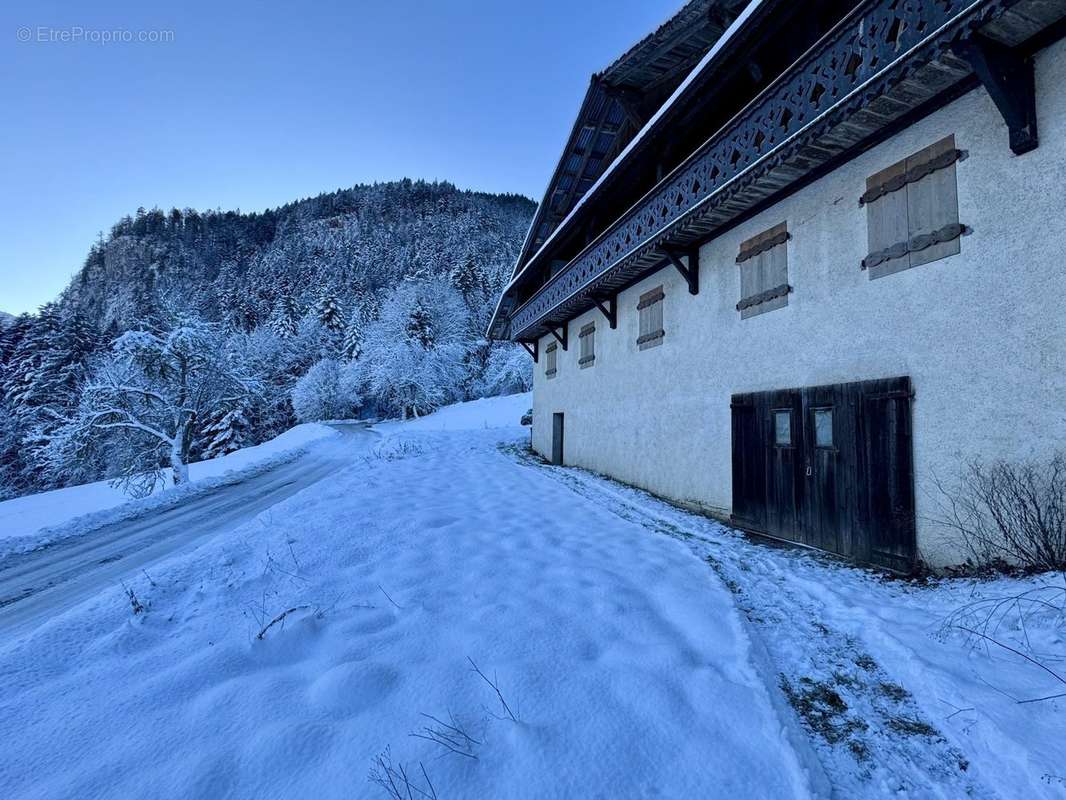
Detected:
left=341, top=319, right=363, bottom=360
left=315, top=293, right=345, bottom=334
left=201, top=407, right=250, bottom=459
left=449, top=256, right=482, bottom=297
left=271, top=294, right=299, bottom=337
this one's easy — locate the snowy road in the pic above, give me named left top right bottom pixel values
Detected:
left=0, top=424, right=375, bottom=636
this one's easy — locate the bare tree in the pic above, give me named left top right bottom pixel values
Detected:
left=44, top=321, right=259, bottom=495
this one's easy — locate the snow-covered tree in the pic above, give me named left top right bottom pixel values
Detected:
left=290, top=358, right=361, bottom=422
left=201, top=407, right=251, bottom=459
left=358, top=279, right=471, bottom=419
left=271, top=294, right=300, bottom=338
left=478, top=344, right=534, bottom=397
left=315, top=293, right=345, bottom=335
left=44, top=320, right=259, bottom=494
left=341, top=319, right=363, bottom=361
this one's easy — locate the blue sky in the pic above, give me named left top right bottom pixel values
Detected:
left=0, top=0, right=682, bottom=314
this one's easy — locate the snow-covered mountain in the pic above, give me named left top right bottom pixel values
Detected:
left=0, top=311, right=13, bottom=327
left=65, top=180, right=534, bottom=336
left=0, top=180, right=536, bottom=501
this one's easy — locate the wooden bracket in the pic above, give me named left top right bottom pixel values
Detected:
left=594, top=296, right=617, bottom=329
left=954, top=35, right=1037, bottom=155
left=549, top=323, right=568, bottom=351
left=664, top=247, right=700, bottom=295
left=519, top=340, right=538, bottom=363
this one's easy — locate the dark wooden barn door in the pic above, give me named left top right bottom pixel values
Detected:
left=551, top=412, right=564, bottom=466
left=800, top=383, right=845, bottom=557
left=730, top=376, right=915, bottom=570
left=767, top=389, right=804, bottom=542
left=860, top=380, right=916, bottom=571
left=730, top=398, right=767, bottom=532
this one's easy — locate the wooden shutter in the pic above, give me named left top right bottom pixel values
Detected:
left=545, top=342, right=557, bottom=378
left=579, top=322, right=596, bottom=368
left=862, top=135, right=965, bottom=279
left=637, top=287, right=665, bottom=350
left=737, top=222, right=791, bottom=319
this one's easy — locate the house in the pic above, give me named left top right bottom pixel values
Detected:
left=488, top=0, right=1066, bottom=571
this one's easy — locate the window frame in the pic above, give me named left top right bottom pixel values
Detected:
left=812, top=407, right=835, bottom=450
left=773, top=408, right=793, bottom=448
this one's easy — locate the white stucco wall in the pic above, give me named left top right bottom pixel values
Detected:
left=531, top=38, right=1066, bottom=568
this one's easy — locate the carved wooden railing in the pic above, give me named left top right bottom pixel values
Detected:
left=509, top=0, right=1014, bottom=339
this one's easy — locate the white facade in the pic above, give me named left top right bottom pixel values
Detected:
left=531, top=38, right=1066, bottom=567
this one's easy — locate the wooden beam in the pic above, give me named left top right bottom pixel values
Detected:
left=954, top=35, right=1037, bottom=155
left=605, top=86, right=646, bottom=131
left=520, top=340, right=538, bottom=363
left=594, top=296, right=617, bottom=329
left=664, top=246, right=699, bottom=295
left=549, top=322, right=568, bottom=351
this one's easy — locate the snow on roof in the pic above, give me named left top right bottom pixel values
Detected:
left=503, top=0, right=764, bottom=299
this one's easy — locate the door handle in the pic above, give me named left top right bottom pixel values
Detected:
left=805, top=464, right=812, bottom=477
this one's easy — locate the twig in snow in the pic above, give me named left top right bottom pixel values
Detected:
left=379, top=584, right=404, bottom=610
left=468, top=657, right=519, bottom=722
left=287, top=539, right=301, bottom=572
left=1017, top=691, right=1066, bottom=705
left=121, top=581, right=145, bottom=615
left=141, top=569, right=157, bottom=588
left=409, top=712, right=480, bottom=759
left=256, top=604, right=311, bottom=640
left=956, top=625, right=1066, bottom=689
left=369, top=748, right=438, bottom=800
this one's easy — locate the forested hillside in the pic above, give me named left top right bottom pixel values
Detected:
left=0, top=180, right=535, bottom=499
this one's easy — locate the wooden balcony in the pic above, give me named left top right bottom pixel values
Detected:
left=507, top=0, right=1064, bottom=341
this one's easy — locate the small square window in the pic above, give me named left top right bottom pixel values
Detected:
left=814, top=408, right=833, bottom=448
left=774, top=410, right=792, bottom=446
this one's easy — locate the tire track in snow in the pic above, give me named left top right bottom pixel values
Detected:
left=0, top=426, right=376, bottom=636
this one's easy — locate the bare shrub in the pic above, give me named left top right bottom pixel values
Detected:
left=365, top=439, right=425, bottom=464
left=121, top=582, right=145, bottom=615
left=409, top=712, right=480, bottom=759
left=930, top=455, right=1066, bottom=572
left=940, top=582, right=1066, bottom=703
left=368, top=748, right=438, bottom=800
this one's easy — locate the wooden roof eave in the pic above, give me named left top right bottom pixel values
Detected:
left=508, top=1, right=753, bottom=283
left=498, top=0, right=776, bottom=316
left=503, top=0, right=1066, bottom=343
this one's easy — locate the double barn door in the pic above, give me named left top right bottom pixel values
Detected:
left=731, top=376, right=916, bottom=571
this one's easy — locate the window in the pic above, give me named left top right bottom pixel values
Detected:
left=774, top=410, right=792, bottom=446
left=545, top=342, right=557, bottom=378
left=737, top=222, right=791, bottom=318
left=862, top=134, right=967, bottom=279
left=814, top=408, right=833, bottom=448
left=579, top=322, right=596, bottom=368
left=637, top=286, right=664, bottom=350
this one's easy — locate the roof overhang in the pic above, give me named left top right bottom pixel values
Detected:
left=493, top=0, right=1066, bottom=343
left=490, top=0, right=753, bottom=341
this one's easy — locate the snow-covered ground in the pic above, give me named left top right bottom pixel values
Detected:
left=1, top=392, right=1062, bottom=799
left=0, top=422, right=338, bottom=559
